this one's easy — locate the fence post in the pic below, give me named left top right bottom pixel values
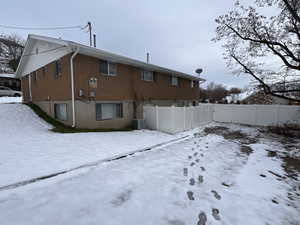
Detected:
left=155, top=105, right=159, bottom=130
left=172, top=105, right=175, bottom=133
left=254, top=105, right=258, bottom=126
left=276, top=105, right=280, bottom=126
left=183, top=106, right=186, bottom=130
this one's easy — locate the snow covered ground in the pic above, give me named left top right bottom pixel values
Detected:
left=0, top=122, right=299, bottom=225
left=0, top=100, right=187, bottom=187
left=0, top=98, right=299, bottom=225
left=0, top=96, right=22, bottom=104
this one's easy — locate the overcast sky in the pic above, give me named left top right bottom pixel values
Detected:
left=1, top=0, right=252, bottom=88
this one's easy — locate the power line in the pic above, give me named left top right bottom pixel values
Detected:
left=0, top=24, right=85, bottom=31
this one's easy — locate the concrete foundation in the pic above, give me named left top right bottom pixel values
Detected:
left=32, top=99, right=198, bottom=129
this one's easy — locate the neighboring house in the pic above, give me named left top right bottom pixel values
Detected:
left=0, top=74, right=21, bottom=91
left=242, top=91, right=291, bottom=105
left=16, top=35, right=204, bottom=129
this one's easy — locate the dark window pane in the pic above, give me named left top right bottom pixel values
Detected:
left=99, top=60, right=108, bottom=74
left=116, top=103, right=123, bottom=118
left=96, top=104, right=102, bottom=120
left=54, top=104, right=67, bottom=121
left=54, top=60, right=62, bottom=78
left=95, top=103, right=123, bottom=120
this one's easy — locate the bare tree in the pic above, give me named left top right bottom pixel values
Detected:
left=214, top=0, right=300, bottom=102
left=0, top=34, right=25, bottom=72
left=204, top=82, right=229, bottom=103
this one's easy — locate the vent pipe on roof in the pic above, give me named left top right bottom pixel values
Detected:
left=147, top=52, right=150, bottom=64
left=93, top=34, right=96, bottom=48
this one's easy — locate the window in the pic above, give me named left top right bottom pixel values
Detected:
left=141, top=70, right=154, bottom=82
left=99, top=60, right=117, bottom=76
left=54, top=104, right=67, bottom=121
left=171, top=76, right=178, bottom=86
left=190, top=80, right=194, bottom=88
left=54, top=60, right=62, bottom=78
left=33, top=72, right=37, bottom=84
left=96, top=103, right=123, bottom=120
left=42, top=66, right=47, bottom=77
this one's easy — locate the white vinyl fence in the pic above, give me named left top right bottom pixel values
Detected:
left=143, top=104, right=300, bottom=134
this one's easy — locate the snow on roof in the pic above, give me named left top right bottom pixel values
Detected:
left=0, top=73, right=16, bottom=78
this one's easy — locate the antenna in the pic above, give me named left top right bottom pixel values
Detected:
left=195, top=68, right=203, bottom=75
left=147, top=52, right=150, bottom=63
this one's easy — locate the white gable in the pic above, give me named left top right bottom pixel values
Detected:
left=16, top=37, right=71, bottom=77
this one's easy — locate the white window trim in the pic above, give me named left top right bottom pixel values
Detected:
left=107, top=62, right=117, bottom=76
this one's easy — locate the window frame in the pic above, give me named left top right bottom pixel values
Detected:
left=54, top=60, right=62, bottom=78
left=99, top=60, right=117, bottom=76
left=141, top=70, right=154, bottom=82
left=95, top=103, right=123, bottom=121
left=171, top=75, right=178, bottom=86
left=190, top=80, right=194, bottom=88
left=54, top=103, right=68, bottom=121
left=33, top=71, right=38, bottom=84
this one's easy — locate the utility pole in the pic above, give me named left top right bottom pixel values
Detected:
left=87, top=22, right=92, bottom=47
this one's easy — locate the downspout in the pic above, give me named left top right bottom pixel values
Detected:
left=28, top=74, right=32, bottom=102
left=70, top=47, right=79, bottom=128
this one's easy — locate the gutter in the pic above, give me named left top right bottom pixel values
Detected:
left=70, top=47, right=79, bottom=128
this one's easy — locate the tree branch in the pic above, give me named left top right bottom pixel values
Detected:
left=282, top=0, right=300, bottom=24
left=231, top=54, right=300, bottom=102
left=226, top=24, right=300, bottom=69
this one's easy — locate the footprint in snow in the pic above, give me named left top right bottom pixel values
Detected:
left=111, top=190, right=132, bottom=207
left=187, top=191, right=195, bottom=200
left=200, top=166, right=206, bottom=171
left=189, top=178, right=196, bottom=186
left=197, top=211, right=207, bottom=225
left=212, top=208, right=221, bottom=220
left=190, top=162, right=195, bottom=167
left=198, top=175, right=204, bottom=184
left=211, top=190, right=221, bottom=200
left=194, top=152, right=198, bottom=157
left=195, top=159, right=200, bottom=163
left=183, top=168, right=188, bottom=176
left=188, top=155, right=192, bottom=160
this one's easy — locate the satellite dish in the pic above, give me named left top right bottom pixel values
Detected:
left=195, top=68, right=203, bottom=75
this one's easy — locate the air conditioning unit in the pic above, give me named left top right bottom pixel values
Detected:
left=133, top=119, right=146, bottom=130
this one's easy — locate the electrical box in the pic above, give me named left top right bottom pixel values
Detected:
left=89, top=91, right=96, bottom=98
left=89, top=77, right=98, bottom=89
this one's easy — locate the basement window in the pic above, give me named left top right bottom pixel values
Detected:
left=141, top=70, right=154, bottom=82
left=171, top=76, right=178, bottom=86
left=96, top=103, right=123, bottom=120
left=54, top=104, right=67, bottom=121
left=99, top=60, right=117, bottom=76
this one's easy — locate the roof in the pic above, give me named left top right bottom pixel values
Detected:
left=16, top=34, right=205, bottom=81
left=0, top=73, right=16, bottom=79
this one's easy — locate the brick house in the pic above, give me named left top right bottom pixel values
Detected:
left=16, top=35, right=204, bottom=129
